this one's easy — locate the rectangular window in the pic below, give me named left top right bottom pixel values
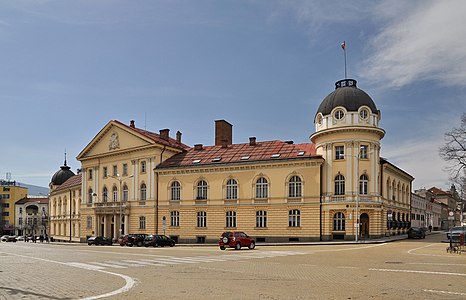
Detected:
left=2, top=212, right=9, bottom=216
left=335, top=146, right=345, bottom=160
left=170, top=211, right=180, bottom=227
left=288, top=209, right=301, bottom=227
left=197, top=211, right=207, bottom=228
left=139, top=216, right=146, bottom=230
left=19, top=217, right=22, bottom=226
left=256, top=210, right=267, bottom=228
left=88, top=169, right=93, bottom=180
left=141, top=161, right=147, bottom=173
left=360, top=145, right=368, bottom=159
left=113, top=165, right=118, bottom=176
left=226, top=211, right=236, bottom=228
left=103, top=167, right=108, bottom=178
left=123, top=163, right=128, bottom=176
left=87, top=217, right=92, bottom=229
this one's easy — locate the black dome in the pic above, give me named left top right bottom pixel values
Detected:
left=51, top=162, right=75, bottom=186
left=317, top=79, right=378, bottom=116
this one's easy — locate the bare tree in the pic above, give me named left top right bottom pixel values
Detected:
left=440, top=113, right=466, bottom=179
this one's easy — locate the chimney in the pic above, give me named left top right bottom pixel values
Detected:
left=176, top=131, right=182, bottom=143
left=194, top=144, right=203, bottom=150
left=249, top=137, right=256, bottom=146
left=215, top=120, right=232, bottom=146
left=159, top=129, right=170, bottom=140
left=130, top=120, right=135, bottom=128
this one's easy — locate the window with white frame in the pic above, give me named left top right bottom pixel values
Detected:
left=288, top=209, right=301, bottom=227
left=225, top=211, right=236, bottom=228
left=113, top=186, right=118, bottom=201
left=197, top=211, right=207, bottom=228
left=140, top=183, right=147, bottom=201
left=335, top=146, right=345, bottom=160
left=170, top=211, right=180, bottom=227
left=113, top=165, right=118, bottom=176
left=226, top=179, right=238, bottom=199
left=87, top=216, right=92, bottom=229
left=255, top=177, right=268, bottom=199
left=333, top=212, right=345, bottom=231
left=360, top=145, right=368, bottom=159
left=288, top=176, right=302, bottom=198
left=102, top=187, right=108, bottom=202
left=139, top=216, right=146, bottom=229
left=256, top=210, right=267, bottom=228
left=196, top=180, right=208, bottom=200
left=88, top=189, right=93, bottom=204
left=171, top=181, right=181, bottom=201
left=359, top=174, right=369, bottom=195
left=335, top=175, right=345, bottom=195
left=123, top=163, right=128, bottom=176
left=141, top=161, right=147, bottom=173
left=123, top=184, right=129, bottom=201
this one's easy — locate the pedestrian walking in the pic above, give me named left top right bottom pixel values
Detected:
left=39, top=235, right=44, bottom=243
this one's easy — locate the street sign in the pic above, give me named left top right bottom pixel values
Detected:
left=449, top=211, right=454, bottom=217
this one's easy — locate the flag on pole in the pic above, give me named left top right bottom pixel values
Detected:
left=341, top=40, right=346, bottom=50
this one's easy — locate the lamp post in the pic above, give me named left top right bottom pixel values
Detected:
left=111, top=174, right=133, bottom=238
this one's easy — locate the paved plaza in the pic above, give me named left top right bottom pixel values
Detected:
left=1, top=233, right=465, bottom=299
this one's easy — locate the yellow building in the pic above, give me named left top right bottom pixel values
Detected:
left=1, top=180, right=28, bottom=235
left=49, top=159, right=82, bottom=242
left=63, top=78, right=413, bottom=243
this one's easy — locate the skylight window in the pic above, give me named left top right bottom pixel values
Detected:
left=212, top=158, right=222, bottom=162
left=241, top=156, right=250, bottom=160
left=271, top=154, right=281, bottom=158
left=192, top=159, right=201, bottom=163
left=297, top=151, right=305, bottom=156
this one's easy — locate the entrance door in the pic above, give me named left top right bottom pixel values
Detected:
left=360, top=213, right=369, bottom=238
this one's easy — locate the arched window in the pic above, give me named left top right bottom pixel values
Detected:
left=255, top=177, right=268, bottom=199
left=197, top=180, right=208, bottom=200
left=140, top=183, right=147, bottom=201
left=88, top=189, right=93, bottom=204
left=112, top=186, right=118, bottom=202
left=335, top=175, right=345, bottom=195
left=171, top=181, right=181, bottom=201
left=288, top=176, right=302, bottom=198
left=333, top=212, right=345, bottom=231
left=359, top=174, right=368, bottom=195
left=123, top=184, right=129, bottom=201
left=226, top=179, right=238, bottom=199
left=102, top=187, right=108, bottom=202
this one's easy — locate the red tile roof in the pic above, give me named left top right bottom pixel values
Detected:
left=113, top=120, right=190, bottom=151
left=53, top=174, right=82, bottom=193
left=16, top=196, right=49, bottom=205
left=157, top=140, right=319, bottom=169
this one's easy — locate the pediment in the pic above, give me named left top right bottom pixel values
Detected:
left=77, top=121, right=154, bottom=160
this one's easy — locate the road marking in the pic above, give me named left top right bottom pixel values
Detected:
left=91, top=262, right=128, bottom=269
left=66, top=262, right=106, bottom=270
left=424, top=289, right=466, bottom=296
left=337, top=266, right=358, bottom=269
left=369, top=268, right=466, bottom=277
left=407, top=262, right=466, bottom=267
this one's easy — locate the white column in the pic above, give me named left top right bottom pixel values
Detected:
left=327, top=144, right=332, bottom=196
left=114, top=214, right=118, bottom=237
left=124, top=215, right=129, bottom=235
left=82, top=169, right=87, bottom=204
left=103, top=216, right=107, bottom=237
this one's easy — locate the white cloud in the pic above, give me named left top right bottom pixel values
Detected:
left=360, top=1, right=466, bottom=88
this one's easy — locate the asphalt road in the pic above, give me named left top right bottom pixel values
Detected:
left=1, top=233, right=465, bottom=299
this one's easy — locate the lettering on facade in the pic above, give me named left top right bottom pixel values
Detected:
left=109, top=132, right=120, bottom=151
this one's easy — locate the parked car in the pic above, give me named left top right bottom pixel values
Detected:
left=407, top=227, right=425, bottom=239
left=118, top=235, right=131, bottom=246
left=446, top=226, right=466, bottom=240
left=1, top=235, right=17, bottom=242
left=87, top=236, right=113, bottom=246
left=126, top=234, right=147, bottom=247
left=16, top=236, right=25, bottom=241
left=219, top=231, right=255, bottom=250
left=144, top=234, right=176, bottom=247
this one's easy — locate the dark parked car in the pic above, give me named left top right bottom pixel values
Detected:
left=144, top=234, right=175, bottom=247
left=87, top=236, right=113, bottom=246
left=118, top=235, right=131, bottom=246
left=447, top=226, right=466, bottom=240
left=407, top=227, right=425, bottom=239
left=219, top=231, right=255, bottom=250
left=126, top=234, right=147, bottom=247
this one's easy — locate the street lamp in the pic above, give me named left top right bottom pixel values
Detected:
left=111, top=174, right=133, bottom=237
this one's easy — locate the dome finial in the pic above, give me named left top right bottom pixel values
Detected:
left=64, top=148, right=67, bottom=167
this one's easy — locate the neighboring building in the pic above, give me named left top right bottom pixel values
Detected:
left=428, top=186, right=461, bottom=229
left=15, top=196, right=49, bottom=237
left=411, top=192, right=427, bottom=228
left=415, top=188, right=442, bottom=230
left=64, top=78, right=413, bottom=243
left=0, top=180, right=28, bottom=235
left=49, top=159, right=82, bottom=242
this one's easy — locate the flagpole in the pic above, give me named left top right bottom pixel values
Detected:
left=341, top=40, right=347, bottom=79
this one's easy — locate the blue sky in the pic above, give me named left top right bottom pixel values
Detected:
left=1, top=0, right=465, bottom=191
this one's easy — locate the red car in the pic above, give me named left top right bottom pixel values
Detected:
left=219, top=231, right=255, bottom=250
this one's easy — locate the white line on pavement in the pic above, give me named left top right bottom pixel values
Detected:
left=369, top=268, right=466, bottom=277
left=424, top=289, right=466, bottom=296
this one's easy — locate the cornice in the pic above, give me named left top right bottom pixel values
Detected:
left=310, top=126, right=385, bottom=143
